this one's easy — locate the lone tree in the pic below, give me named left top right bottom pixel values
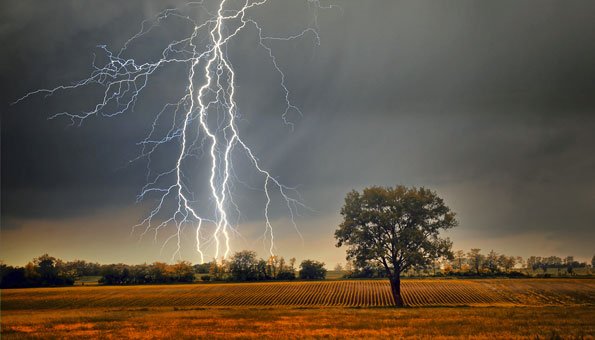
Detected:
left=335, top=185, right=457, bottom=306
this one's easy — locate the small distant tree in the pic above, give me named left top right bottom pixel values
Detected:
left=299, top=260, right=326, bottom=279
left=545, top=256, right=562, bottom=276
left=467, top=249, right=483, bottom=275
left=171, top=261, right=195, bottom=282
left=208, top=259, right=228, bottom=281
left=266, top=255, right=289, bottom=279
left=526, top=256, right=535, bottom=272
left=150, top=262, right=168, bottom=282
left=32, top=254, right=75, bottom=285
left=100, top=264, right=126, bottom=284
left=276, top=270, right=296, bottom=280
left=193, top=263, right=210, bottom=274
left=344, top=261, right=353, bottom=275
left=130, top=263, right=150, bottom=284
left=442, top=262, right=453, bottom=275
left=333, top=263, right=343, bottom=272
left=540, top=260, right=548, bottom=274
left=265, top=256, right=275, bottom=278
left=268, top=256, right=295, bottom=280
left=565, top=256, right=576, bottom=276
left=278, top=257, right=286, bottom=275
left=485, top=250, right=499, bottom=274
left=526, top=256, right=542, bottom=274
left=256, top=259, right=269, bottom=280
left=498, top=255, right=516, bottom=273
left=34, top=254, right=59, bottom=285
left=460, top=263, right=471, bottom=273
left=24, top=262, right=40, bottom=282
left=335, top=186, right=457, bottom=306
left=229, top=251, right=259, bottom=281
left=454, top=250, right=466, bottom=271
left=63, top=260, right=84, bottom=277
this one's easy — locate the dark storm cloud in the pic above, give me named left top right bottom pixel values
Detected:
left=2, top=0, right=594, bottom=259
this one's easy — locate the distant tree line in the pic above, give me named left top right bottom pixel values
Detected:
left=1, top=251, right=327, bottom=288
left=525, top=255, right=588, bottom=276
left=342, top=249, right=593, bottom=278
left=0, top=254, right=77, bottom=288
left=200, top=250, right=326, bottom=282
left=98, top=261, right=196, bottom=284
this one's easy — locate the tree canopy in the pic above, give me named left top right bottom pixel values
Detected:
left=335, top=185, right=457, bottom=306
left=299, top=260, right=327, bottom=280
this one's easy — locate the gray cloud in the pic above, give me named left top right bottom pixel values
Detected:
left=2, top=0, right=594, bottom=263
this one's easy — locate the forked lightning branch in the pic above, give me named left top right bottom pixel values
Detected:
left=15, top=0, right=333, bottom=262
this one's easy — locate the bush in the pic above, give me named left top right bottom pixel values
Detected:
left=201, top=275, right=211, bottom=282
left=299, top=260, right=326, bottom=280
left=276, top=271, right=296, bottom=280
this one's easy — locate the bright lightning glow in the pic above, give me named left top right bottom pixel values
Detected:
left=14, top=0, right=335, bottom=262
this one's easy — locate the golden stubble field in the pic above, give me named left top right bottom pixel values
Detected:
left=2, top=279, right=594, bottom=339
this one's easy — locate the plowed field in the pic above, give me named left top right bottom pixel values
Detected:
left=2, top=278, right=593, bottom=309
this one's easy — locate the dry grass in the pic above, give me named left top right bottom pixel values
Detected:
left=2, top=306, right=594, bottom=339
left=2, top=279, right=594, bottom=338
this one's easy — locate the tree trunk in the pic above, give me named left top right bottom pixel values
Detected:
left=389, top=276, right=404, bottom=307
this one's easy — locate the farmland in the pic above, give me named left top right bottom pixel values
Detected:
left=2, top=278, right=594, bottom=309
left=2, top=279, right=594, bottom=338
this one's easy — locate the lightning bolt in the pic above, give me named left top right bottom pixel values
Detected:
left=14, top=0, right=335, bottom=262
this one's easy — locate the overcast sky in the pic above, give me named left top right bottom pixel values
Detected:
left=2, top=0, right=594, bottom=266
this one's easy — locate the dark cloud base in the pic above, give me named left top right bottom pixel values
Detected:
left=2, top=0, right=594, bottom=263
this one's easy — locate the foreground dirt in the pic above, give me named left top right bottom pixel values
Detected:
left=2, top=306, right=594, bottom=339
